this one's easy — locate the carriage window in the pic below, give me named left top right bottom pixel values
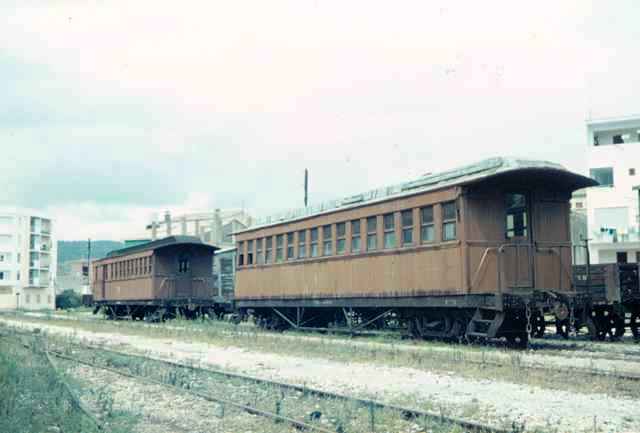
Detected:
left=256, top=238, right=264, bottom=265
left=310, top=228, right=319, bottom=257
left=276, top=234, right=284, bottom=262
left=442, top=202, right=457, bottom=241
left=336, top=222, right=346, bottom=254
left=237, top=241, right=244, bottom=266
left=367, top=216, right=377, bottom=251
left=421, top=206, right=434, bottom=243
left=383, top=213, right=396, bottom=249
left=287, top=232, right=295, bottom=260
left=178, top=256, right=190, bottom=273
left=350, top=219, right=361, bottom=254
left=506, top=193, right=528, bottom=238
left=247, top=240, right=254, bottom=265
left=401, top=210, right=413, bottom=246
left=323, top=225, right=333, bottom=256
left=298, top=230, right=307, bottom=258
left=265, top=237, right=273, bottom=264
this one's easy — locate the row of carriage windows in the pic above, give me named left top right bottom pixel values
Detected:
left=237, top=201, right=458, bottom=267
left=102, top=257, right=152, bottom=281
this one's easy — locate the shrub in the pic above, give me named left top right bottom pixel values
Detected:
left=56, top=290, right=83, bottom=310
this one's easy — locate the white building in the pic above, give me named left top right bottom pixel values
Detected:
left=585, top=115, right=640, bottom=264
left=0, top=208, right=56, bottom=310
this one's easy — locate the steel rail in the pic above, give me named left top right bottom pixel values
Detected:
left=42, top=347, right=104, bottom=430
left=49, top=350, right=338, bottom=433
left=55, top=343, right=514, bottom=433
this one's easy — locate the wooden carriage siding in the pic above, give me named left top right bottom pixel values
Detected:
left=91, top=236, right=219, bottom=304
left=234, top=157, right=597, bottom=305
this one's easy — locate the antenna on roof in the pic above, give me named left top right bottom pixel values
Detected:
left=304, top=168, right=309, bottom=207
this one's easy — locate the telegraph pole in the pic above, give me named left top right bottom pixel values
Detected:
left=304, top=169, right=309, bottom=207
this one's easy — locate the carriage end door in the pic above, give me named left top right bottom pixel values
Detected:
left=503, top=192, right=534, bottom=289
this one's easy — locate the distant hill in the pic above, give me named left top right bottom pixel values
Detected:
left=57, top=240, right=124, bottom=264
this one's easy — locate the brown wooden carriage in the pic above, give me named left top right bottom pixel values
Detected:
left=234, top=157, right=597, bottom=345
left=91, top=236, right=222, bottom=320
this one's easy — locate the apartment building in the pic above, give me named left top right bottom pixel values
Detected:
left=585, top=115, right=640, bottom=264
left=0, top=208, right=56, bottom=310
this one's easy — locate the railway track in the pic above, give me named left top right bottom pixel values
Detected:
left=13, top=330, right=516, bottom=433
left=50, top=344, right=518, bottom=433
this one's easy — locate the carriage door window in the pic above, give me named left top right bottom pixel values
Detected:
left=178, top=255, right=190, bottom=273
left=505, top=193, right=528, bottom=239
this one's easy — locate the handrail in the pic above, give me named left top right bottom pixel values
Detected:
left=469, top=247, right=497, bottom=291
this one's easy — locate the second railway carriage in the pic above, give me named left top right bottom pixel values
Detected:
left=234, top=157, right=597, bottom=345
left=91, top=236, right=222, bottom=320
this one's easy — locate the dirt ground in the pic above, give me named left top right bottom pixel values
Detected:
left=3, top=316, right=639, bottom=433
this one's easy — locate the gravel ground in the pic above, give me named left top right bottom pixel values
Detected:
left=3, top=317, right=639, bottom=432
left=18, top=312, right=640, bottom=374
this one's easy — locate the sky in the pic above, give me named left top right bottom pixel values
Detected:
left=1, top=1, right=639, bottom=240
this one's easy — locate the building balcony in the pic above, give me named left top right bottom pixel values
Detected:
left=591, top=227, right=640, bottom=244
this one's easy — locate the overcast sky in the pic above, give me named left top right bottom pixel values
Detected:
left=1, top=1, right=638, bottom=240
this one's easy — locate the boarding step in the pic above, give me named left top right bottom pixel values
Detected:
left=466, top=308, right=505, bottom=339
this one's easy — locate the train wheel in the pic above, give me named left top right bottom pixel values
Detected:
left=505, top=332, right=528, bottom=349
left=630, top=312, right=640, bottom=340
left=555, top=319, right=569, bottom=339
left=606, top=313, right=625, bottom=341
left=532, top=314, right=545, bottom=338
left=586, top=317, right=606, bottom=341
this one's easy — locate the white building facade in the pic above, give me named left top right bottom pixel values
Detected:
left=585, top=116, right=640, bottom=264
left=0, top=208, right=56, bottom=310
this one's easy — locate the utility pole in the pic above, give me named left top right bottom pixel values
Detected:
left=86, top=238, right=91, bottom=287
left=304, top=168, right=309, bottom=207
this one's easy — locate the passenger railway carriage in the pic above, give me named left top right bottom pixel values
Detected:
left=91, top=236, right=224, bottom=320
left=234, top=157, right=597, bottom=345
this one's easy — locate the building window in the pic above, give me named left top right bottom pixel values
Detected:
left=0, top=271, right=5, bottom=280
left=265, top=237, right=273, bottom=264
left=401, top=210, right=413, bottom=246
left=287, top=232, right=295, bottom=260
left=590, top=167, right=614, bottom=187
left=420, top=206, right=435, bottom=243
left=247, top=240, right=254, bottom=265
left=256, top=238, right=264, bottom=265
left=613, top=134, right=624, bottom=144
left=442, top=202, right=457, bottom=241
left=351, top=219, right=361, bottom=254
left=336, top=222, right=346, bottom=254
left=506, top=193, right=528, bottom=238
left=367, top=217, right=377, bottom=251
left=298, top=230, right=307, bottom=258
left=323, top=225, right=333, bottom=256
left=26, top=294, right=30, bottom=304
left=16, top=271, right=20, bottom=281
left=276, top=234, right=284, bottom=262
left=617, top=252, right=628, bottom=264
left=630, top=168, right=636, bottom=176
left=48, top=295, right=51, bottom=304
left=383, top=213, right=396, bottom=249
left=0, top=254, right=5, bottom=262
left=237, top=241, right=244, bottom=266
left=36, top=294, right=41, bottom=304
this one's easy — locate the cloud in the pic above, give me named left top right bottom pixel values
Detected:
left=1, top=0, right=639, bottom=240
